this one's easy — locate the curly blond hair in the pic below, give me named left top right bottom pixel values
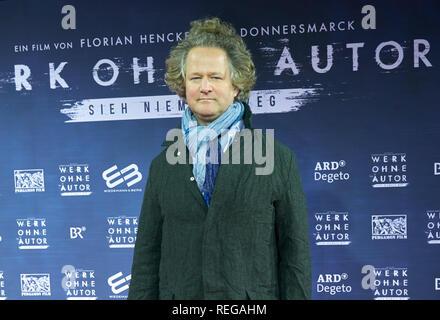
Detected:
left=165, top=17, right=256, bottom=102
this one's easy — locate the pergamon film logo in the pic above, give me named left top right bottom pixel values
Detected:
left=14, top=169, right=45, bottom=193
left=20, top=273, right=51, bottom=297
left=371, top=214, right=407, bottom=240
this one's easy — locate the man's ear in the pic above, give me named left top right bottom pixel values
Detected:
left=233, top=86, right=239, bottom=98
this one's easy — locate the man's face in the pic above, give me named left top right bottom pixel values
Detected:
left=185, top=46, right=239, bottom=126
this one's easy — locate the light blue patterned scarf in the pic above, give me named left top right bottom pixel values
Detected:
left=182, top=101, right=244, bottom=193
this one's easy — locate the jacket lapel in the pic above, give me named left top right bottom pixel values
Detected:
left=162, top=131, right=208, bottom=211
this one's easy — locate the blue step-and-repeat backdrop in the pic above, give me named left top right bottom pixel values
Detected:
left=0, top=0, right=439, bottom=300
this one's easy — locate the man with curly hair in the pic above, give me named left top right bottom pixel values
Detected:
left=128, top=17, right=311, bottom=300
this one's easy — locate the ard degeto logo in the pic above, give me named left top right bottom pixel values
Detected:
left=102, top=164, right=142, bottom=193
left=316, top=272, right=352, bottom=297
left=314, top=160, right=350, bottom=184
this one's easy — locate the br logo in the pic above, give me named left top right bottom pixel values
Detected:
left=70, top=226, right=86, bottom=239
left=102, top=164, right=142, bottom=189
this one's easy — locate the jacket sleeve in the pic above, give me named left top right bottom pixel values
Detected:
left=128, top=159, right=163, bottom=300
left=274, top=151, right=312, bottom=300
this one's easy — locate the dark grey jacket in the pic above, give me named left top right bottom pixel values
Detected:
left=128, top=103, right=311, bottom=300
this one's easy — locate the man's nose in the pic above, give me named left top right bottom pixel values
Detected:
left=200, top=77, right=212, bottom=93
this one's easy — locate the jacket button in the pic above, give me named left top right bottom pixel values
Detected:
left=190, top=177, right=195, bottom=181
left=177, top=151, right=181, bottom=156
